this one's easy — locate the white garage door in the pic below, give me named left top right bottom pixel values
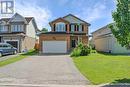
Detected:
left=42, top=41, right=67, bottom=53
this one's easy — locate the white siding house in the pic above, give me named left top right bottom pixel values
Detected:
left=92, top=24, right=130, bottom=54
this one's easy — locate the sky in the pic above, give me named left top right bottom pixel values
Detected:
left=0, top=0, right=116, bottom=33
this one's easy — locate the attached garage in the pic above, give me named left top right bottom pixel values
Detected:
left=42, top=41, right=67, bottom=53
left=5, top=40, right=20, bottom=52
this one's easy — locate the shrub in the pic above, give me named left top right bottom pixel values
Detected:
left=71, top=43, right=91, bottom=57
left=70, top=48, right=81, bottom=57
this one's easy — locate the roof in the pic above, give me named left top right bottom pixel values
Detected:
left=0, top=18, right=10, bottom=22
left=49, top=14, right=91, bottom=26
left=38, top=32, right=87, bottom=36
left=91, top=24, right=111, bottom=34
left=25, top=17, right=34, bottom=23
left=49, top=17, right=70, bottom=24
left=0, top=17, right=33, bottom=23
left=63, top=14, right=91, bottom=26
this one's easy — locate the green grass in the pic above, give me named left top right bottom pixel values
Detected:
left=0, top=49, right=38, bottom=67
left=72, top=53, right=130, bottom=84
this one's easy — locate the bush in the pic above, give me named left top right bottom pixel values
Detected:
left=71, top=43, right=91, bottom=57
left=70, top=48, right=81, bottom=57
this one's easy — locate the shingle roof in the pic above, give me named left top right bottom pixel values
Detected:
left=25, top=17, right=33, bottom=23
left=0, top=17, right=33, bottom=23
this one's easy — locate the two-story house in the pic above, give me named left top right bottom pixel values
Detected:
left=0, top=13, right=38, bottom=52
left=39, top=14, right=90, bottom=53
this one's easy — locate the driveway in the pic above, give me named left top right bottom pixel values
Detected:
left=0, top=55, right=89, bottom=86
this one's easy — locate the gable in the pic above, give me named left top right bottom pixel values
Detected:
left=0, top=20, right=7, bottom=25
left=63, top=15, right=85, bottom=24
left=8, top=13, right=27, bottom=23
left=50, top=18, right=69, bottom=24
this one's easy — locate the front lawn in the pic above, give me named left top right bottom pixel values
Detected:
left=73, top=53, right=130, bottom=84
left=0, top=49, right=38, bottom=67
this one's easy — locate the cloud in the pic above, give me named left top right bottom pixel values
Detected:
left=0, top=0, right=52, bottom=29
left=78, top=2, right=107, bottom=22
left=15, top=0, right=52, bottom=29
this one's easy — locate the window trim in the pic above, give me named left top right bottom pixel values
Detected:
left=70, top=24, right=75, bottom=32
left=11, top=25, right=24, bottom=32
left=78, top=24, right=82, bottom=32
left=0, top=25, right=8, bottom=32
left=55, top=22, right=66, bottom=32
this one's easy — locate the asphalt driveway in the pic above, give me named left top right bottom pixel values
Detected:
left=0, top=55, right=89, bottom=86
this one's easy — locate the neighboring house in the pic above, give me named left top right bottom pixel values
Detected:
left=39, top=14, right=90, bottom=53
left=0, top=13, right=38, bottom=52
left=92, top=24, right=130, bottom=54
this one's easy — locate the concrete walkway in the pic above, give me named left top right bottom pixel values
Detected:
left=0, top=55, right=90, bottom=86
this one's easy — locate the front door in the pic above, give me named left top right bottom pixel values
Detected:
left=71, top=40, right=76, bottom=48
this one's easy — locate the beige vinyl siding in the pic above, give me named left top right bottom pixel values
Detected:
left=94, top=36, right=113, bottom=52
left=21, top=36, right=36, bottom=51
left=92, top=27, right=130, bottom=54
left=26, top=20, right=36, bottom=38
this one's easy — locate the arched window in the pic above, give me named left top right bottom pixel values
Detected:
left=56, top=22, right=65, bottom=32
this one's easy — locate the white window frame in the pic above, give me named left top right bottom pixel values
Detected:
left=0, top=25, right=8, bottom=32
left=56, top=22, right=65, bottom=32
left=11, top=25, right=24, bottom=32
left=78, top=25, right=82, bottom=32
left=71, top=25, right=75, bottom=32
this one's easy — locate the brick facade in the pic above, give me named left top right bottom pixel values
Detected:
left=39, top=14, right=90, bottom=53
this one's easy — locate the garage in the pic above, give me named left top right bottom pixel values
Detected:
left=5, top=40, right=19, bottom=52
left=42, top=41, right=67, bottom=53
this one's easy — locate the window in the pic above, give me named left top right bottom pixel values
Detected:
left=11, top=25, right=24, bottom=32
left=0, top=25, right=8, bottom=32
left=56, top=22, right=65, bottom=32
left=78, top=25, right=82, bottom=32
left=71, top=25, right=75, bottom=32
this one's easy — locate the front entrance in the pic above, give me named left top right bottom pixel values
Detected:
left=71, top=40, right=76, bottom=48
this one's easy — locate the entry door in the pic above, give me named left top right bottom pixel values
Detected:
left=71, top=40, right=76, bottom=48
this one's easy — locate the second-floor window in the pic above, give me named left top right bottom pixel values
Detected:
left=56, top=22, right=65, bottom=32
left=71, top=25, right=75, bottom=32
left=78, top=25, right=82, bottom=32
left=11, top=25, right=24, bottom=32
left=0, top=25, right=8, bottom=32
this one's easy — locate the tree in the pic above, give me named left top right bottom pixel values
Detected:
left=109, top=0, right=130, bottom=48
left=41, top=28, right=48, bottom=32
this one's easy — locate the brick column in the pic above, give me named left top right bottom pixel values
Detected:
left=67, top=24, right=70, bottom=33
